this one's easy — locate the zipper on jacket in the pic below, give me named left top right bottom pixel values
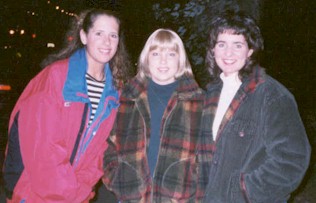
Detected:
left=70, top=103, right=89, bottom=165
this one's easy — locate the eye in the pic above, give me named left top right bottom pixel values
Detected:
left=110, top=33, right=118, bottom=39
left=95, top=32, right=102, bottom=36
left=216, top=42, right=225, bottom=48
left=235, top=43, right=243, bottom=49
left=169, top=52, right=177, bottom=57
left=151, top=52, right=159, bottom=56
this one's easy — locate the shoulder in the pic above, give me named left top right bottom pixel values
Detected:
left=257, top=75, right=296, bottom=104
left=44, top=58, right=69, bottom=76
left=242, top=66, right=296, bottom=106
left=178, top=74, right=205, bottom=97
left=20, top=59, right=70, bottom=101
left=34, top=59, right=69, bottom=88
left=120, top=76, right=147, bottom=99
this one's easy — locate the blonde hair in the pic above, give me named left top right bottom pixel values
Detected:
left=137, top=28, right=192, bottom=80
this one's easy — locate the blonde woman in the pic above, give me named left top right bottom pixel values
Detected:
left=103, top=28, right=212, bottom=202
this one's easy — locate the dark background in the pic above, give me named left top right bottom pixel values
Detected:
left=0, top=0, right=315, bottom=202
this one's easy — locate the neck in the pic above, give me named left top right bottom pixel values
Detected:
left=87, top=67, right=105, bottom=81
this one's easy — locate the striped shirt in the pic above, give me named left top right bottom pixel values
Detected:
left=85, top=73, right=105, bottom=125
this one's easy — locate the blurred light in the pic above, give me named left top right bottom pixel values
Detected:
left=61, top=9, right=64, bottom=13
left=67, top=36, right=74, bottom=41
left=32, top=33, right=37, bottom=38
left=20, top=30, right=25, bottom=35
left=9, top=29, right=15, bottom=35
left=16, top=52, right=22, bottom=58
left=0, top=85, right=11, bottom=91
left=47, top=43, right=55, bottom=48
left=47, top=0, right=51, bottom=4
left=56, top=6, right=60, bottom=10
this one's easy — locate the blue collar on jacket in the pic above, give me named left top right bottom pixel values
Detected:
left=62, top=48, right=119, bottom=119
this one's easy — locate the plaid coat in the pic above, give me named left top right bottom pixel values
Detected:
left=103, top=75, right=213, bottom=202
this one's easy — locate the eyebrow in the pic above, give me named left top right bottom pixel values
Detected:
left=92, top=29, right=118, bottom=33
left=216, top=40, right=245, bottom=43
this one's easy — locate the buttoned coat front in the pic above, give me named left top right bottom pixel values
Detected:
left=202, top=67, right=311, bottom=203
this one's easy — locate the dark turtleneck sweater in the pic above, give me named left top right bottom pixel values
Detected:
left=147, top=79, right=179, bottom=177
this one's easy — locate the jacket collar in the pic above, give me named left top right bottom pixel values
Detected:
left=62, top=48, right=119, bottom=103
left=122, top=74, right=202, bottom=101
left=206, top=66, right=266, bottom=94
left=205, top=66, right=266, bottom=141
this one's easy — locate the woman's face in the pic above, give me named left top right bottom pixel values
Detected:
left=80, top=15, right=119, bottom=69
left=213, top=32, right=253, bottom=77
left=148, top=47, right=179, bottom=85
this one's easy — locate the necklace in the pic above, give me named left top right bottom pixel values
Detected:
left=86, top=72, right=105, bottom=82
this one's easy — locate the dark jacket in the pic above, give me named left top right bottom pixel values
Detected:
left=203, top=67, right=311, bottom=203
left=103, top=75, right=213, bottom=202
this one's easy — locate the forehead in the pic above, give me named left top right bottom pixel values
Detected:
left=149, top=45, right=178, bottom=52
left=217, top=32, right=247, bottom=42
left=91, top=15, right=119, bottom=32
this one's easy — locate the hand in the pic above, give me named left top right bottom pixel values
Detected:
left=81, top=191, right=96, bottom=203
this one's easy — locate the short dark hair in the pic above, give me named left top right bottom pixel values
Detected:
left=205, top=10, right=264, bottom=80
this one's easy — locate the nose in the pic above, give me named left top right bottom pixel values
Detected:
left=103, top=36, right=110, bottom=45
left=160, top=54, right=167, bottom=64
left=224, top=46, right=234, bottom=57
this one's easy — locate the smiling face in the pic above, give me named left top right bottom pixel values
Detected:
left=148, top=47, right=179, bottom=85
left=80, top=15, right=119, bottom=69
left=213, top=32, right=253, bottom=77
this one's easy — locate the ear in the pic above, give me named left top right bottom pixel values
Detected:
left=247, top=49, right=254, bottom=57
left=80, top=29, right=87, bottom=45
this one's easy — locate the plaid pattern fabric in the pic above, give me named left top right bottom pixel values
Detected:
left=103, top=75, right=214, bottom=202
left=205, top=67, right=265, bottom=142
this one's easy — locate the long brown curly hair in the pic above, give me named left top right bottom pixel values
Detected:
left=41, top=8, right=132, bottom=89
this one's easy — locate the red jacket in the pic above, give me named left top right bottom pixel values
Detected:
left=3, top=49, right=119, bottom=202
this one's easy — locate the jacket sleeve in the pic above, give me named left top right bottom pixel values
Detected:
left=102, top=127, right=119, bottom=192
left=16, top=93, right=92, bottom=202
left=241, top=95, right=311, bottom=202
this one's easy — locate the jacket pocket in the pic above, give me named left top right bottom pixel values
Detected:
left=161, top=156, right=198, bottom=201
left=227, top=171, right=245, bottom=203
left=110, top=160, right=147, bottom=200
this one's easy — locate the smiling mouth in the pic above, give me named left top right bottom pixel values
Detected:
left=99, top=48, right=111, bottom=54
left=158, top=67, right=169, bottom=72
left=223, top=59, right=236, bottom=64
